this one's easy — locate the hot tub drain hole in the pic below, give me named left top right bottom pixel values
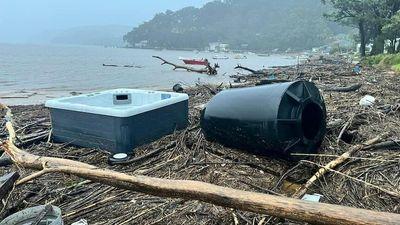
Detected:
left=301, top=103, right=323, bottom=140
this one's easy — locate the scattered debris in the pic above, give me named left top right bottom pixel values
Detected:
left=102, top=63, right=142, bottom=68
left=302, top=193, right=323, bottom=202
left=71, top=219, right=88, bottom=225
left=0, top=172, right=19, bottom=200
left=172, top=83, right=184, bottom=93
left=0, top=205, right=63, bottom=225
left=107, top=153, right=133, bottom=165
left=352, top=63, right=362, bottom=75
left=0, top=153, right=12, bottom=167
left=359, top=95, right=376, bottom=107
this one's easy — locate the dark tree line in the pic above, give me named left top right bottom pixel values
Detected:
left=124, top=0, right=348, bottom=52
left=323, top=0, right=400, bottom=56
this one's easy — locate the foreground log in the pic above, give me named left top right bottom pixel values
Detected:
left=2, top=142, right=400, bottom=225
left=152, top=56, right=218, bottom=75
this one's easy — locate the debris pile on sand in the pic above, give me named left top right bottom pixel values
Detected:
left=1, top=58, right=399, bottom=224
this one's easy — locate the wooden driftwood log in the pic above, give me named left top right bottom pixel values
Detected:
left=152, top=56, right=218, bottom=75
left=234, top=65, right=268, bottom=75
left=324, top=83, right=362, bottom=92
left=2, top=110, right=400, bottom=225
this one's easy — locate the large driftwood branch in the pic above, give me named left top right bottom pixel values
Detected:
left=152, top=56, right=218, bottom=75
left=1, top=108, right=400, bottom=225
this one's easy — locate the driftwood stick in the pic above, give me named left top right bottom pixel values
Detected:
left=336, top=114, right=355, bottom=145
left=234, top=65, right=267, bottom=75
left=302, top=160, right=400, bottom=198
left=364, top=139, right=400, bottom=150
left=292, top=134, right=386, bottom=198
left=324, top=83, right=362, bottom=92
left=16, top=168, right=56, bottom=186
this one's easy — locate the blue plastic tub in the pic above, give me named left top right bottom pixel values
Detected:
left=45, top=89, right=188, bottom=153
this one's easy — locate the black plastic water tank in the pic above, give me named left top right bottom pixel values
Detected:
left=200, top=81, right=326, bottom=161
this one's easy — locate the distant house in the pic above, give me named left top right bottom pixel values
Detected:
left=135, top=40, right=148, bottom=48
left=356, top=43, right=373, bottom=54
left=208, top=42, right=229, bottom=52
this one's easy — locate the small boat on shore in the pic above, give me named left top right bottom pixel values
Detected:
left=179, top=57, right=209, bottom=66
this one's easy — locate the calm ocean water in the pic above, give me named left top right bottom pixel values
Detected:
left=0, top=43, right=297, bottom=105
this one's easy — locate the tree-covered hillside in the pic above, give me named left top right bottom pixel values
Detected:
left=124, top=0, right=348, bottom=51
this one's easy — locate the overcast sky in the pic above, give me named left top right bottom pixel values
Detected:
left=0, top=0, right=212, bottom=43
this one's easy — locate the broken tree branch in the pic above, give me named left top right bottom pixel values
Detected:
left=152, top=56, right=218, bottom=75
left=234, top=65, right=266, bottom=75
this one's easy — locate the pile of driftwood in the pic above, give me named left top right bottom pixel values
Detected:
left=1, top=58, right=400, bottom=224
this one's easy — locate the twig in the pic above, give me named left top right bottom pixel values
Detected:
left=120, top=202, right=168, bottom=225
left=292, top=134, right=386, bottom=198
left=232, top=211, right=239, bottom=225
left=301, top=160, right=400, bottom=198
left=337, top=115, right=353, bottom=145
left=272, top=162, right=303, bottom=191
left=16, top=168, right=55, bottom=186
left=290, top=153, right=398, bottom=162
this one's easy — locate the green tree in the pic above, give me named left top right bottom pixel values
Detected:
left=322, top=0, right=377, bottom=56
left=382, top=12, right=400, bottom=53
left=368, top=0, right=400, bottom=55
left=124, top=0, right=348, bottom=52
left=323, top=0, right=400, bottom=56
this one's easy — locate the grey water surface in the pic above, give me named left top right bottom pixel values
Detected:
left=0, top=43, right=297, bottom=105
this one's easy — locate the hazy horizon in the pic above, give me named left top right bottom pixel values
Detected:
left=0, top=0, right=212, bottom=44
